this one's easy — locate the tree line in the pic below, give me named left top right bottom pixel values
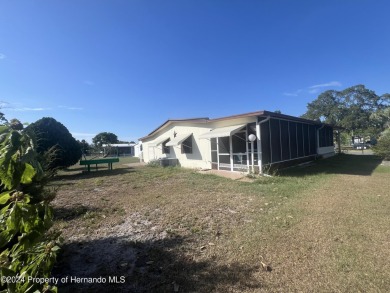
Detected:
left=302, top=84, right=390, bottom=158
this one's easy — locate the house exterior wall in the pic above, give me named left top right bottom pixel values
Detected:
left=140, top=117, right=257, bottom=169
left=141, top=123, right=212, bottom=169
left=140, top=113, right=334, bottom=172
left=134, top=144, right=141, bottom=158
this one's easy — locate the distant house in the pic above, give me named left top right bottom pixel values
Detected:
left=102, top=143, right=139, bottom=157
left=139, top=110, right=334, bottom=173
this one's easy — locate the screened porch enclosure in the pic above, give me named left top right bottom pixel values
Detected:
left=207, top=117, right=334, bottom=172
left=209, top=123, right=258, bottom=171
left=259, top=117, right=332, bottom=166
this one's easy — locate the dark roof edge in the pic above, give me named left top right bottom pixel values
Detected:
left=139, top=110, right=330, bottom=141
left=259, top=111, right=324, bottom=124
left=209, top=110, right=266, bottom=122
left=139, top=118, right=209, bottom=140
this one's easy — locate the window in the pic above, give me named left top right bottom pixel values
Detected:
left=181, top=136, right=192, bottom=154
left=162, top=139, right=170, bottom=154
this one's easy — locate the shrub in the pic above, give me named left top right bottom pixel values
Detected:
left=0, top=124, right=60, bottom=292
left=147, top=159, right=161, bottom=167
left=372, top=129, right=390, bottom=160
left=25, top=117, right=81, bottom=170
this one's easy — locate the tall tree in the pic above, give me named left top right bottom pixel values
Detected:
left=302, top=85, right=390, bottom=137
left=25, top=117, right=82, bottom=169
left=0, top=111, right=7, bottom=124
left=78, top=139, right=90, bottom=156
left=92, top=132, right=119, bottom=147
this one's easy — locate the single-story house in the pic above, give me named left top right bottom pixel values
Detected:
left=138, top=110, right=334, bottom=174
left=102, top=143, right=140, bottom=157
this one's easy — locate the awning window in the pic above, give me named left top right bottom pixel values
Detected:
left=149, top=137, right=170, bottom=147
left=165, top=133, right=192, bottom=146
left=199, top=124, right=246, bottom=139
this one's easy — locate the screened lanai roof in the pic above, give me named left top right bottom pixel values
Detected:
left=199, top=124, right=246, bottom=139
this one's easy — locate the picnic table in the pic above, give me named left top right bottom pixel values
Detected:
left=80, top=158, right=119, bottom=172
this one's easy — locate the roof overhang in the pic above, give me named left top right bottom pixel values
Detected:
left=199, top=124, right=246, bottom=139
left=138, top=110, right=327, bottom=141
left=165, top=133, right=192, bottom=146
left=149, top=137, right=170, bottom=147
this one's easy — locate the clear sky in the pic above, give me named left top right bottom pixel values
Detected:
left=1, top=0, right=389, bottom=143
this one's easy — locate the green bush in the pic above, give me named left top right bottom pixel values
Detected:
left=25, top=117, right=81, bottom=170
left=373, top=129, right=390, bottom=160
left=0, top=124, right=60, bottom=292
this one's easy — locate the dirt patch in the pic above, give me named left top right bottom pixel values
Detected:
left=51, top=166, right=264, bottom=292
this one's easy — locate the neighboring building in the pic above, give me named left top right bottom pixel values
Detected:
left=102, top=143, right=139, bottom=157
left=138, top=110, right=334, bottom=174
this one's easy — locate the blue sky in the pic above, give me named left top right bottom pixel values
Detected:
left=1, top=0, right=389, bottom=143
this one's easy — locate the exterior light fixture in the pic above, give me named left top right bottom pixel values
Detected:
left=248, top=134, right=257, bottom=173
left=248, top=134, right=256, bottom=142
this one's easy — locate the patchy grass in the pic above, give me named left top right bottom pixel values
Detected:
left=51, top=154, right=390, bottom=292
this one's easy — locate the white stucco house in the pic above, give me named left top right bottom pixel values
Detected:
left=138, top=110, right=335, bottom=174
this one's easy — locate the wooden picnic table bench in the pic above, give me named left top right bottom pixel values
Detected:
left=80, top=158, right=119, bottom=172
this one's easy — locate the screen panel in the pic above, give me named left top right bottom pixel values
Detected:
left=211, top=151, right=218, bottom=163
left=289, top=122, right=298, bottom=159
left=211, top=138, right=217, bottom=151
left=232, top=132, right=247, bottom=153
left=303, top=124, right=309, bottom=156
left=309, top=125, right=316, bottom=155
left=219, top=154, right=230, bottom=164
left=297, top=123, right=304, bottom=157
left=260, top=120, right=271, bottom=164
left=280, top=120, right=290, bottom=161
left=218, top=137, right=230, bottom=153
left=270, top=119, right=281, bottom=163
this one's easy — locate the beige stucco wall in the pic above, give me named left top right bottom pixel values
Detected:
left=140, top=116, right=257, bottom=169
left=141, top=123, right=213, bottom=169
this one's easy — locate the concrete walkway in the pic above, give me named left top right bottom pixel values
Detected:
left=197, top=169, right=250, bottom=180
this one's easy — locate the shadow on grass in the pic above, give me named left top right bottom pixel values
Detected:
left=53, top=235, right=263, bottom=293
left=280, top=154, right=382, bottom=177
left=54, top=205, right=103, bottom=221
left=51, top=168, right=137, bottom=182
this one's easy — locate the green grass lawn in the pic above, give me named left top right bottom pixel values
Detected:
left=52, top=154, right=390, bottom=292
